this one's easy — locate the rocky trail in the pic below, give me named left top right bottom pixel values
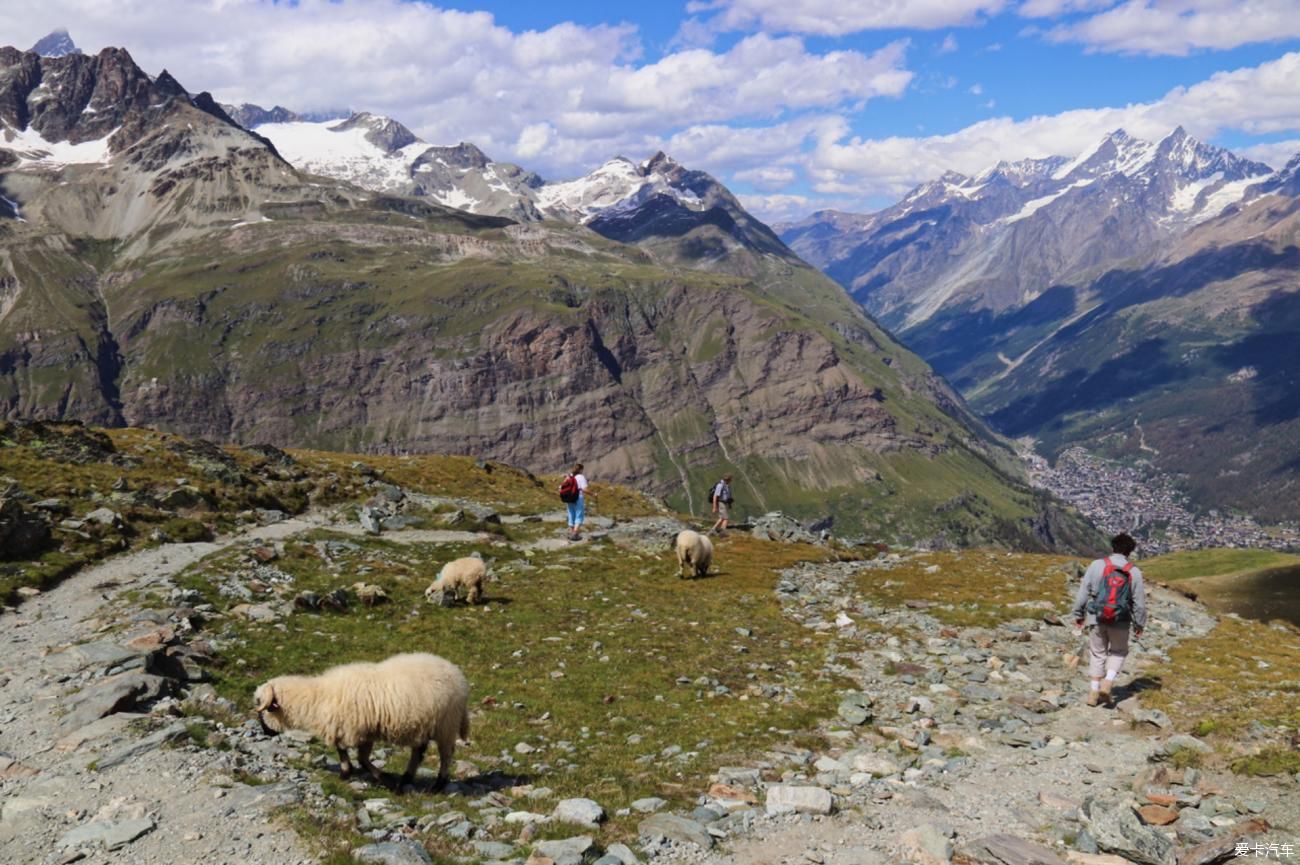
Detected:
left=0, top=512, right=340, bottom=865
left=1, top=502, right=1297, bottom=865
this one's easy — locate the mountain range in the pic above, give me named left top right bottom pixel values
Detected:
left=779, top=128, right=1300, bottom=523
left=0, top=36, right=1096, bottom=549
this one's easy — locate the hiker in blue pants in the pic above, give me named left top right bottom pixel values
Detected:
left=1072, top=532, right=1148, bottom=707
left=558, top=463, right=595, bottom=540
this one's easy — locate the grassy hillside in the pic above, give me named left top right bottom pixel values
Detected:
left=1141, top=548, right=1300, bottom=582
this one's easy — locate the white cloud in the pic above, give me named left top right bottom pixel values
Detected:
left=733, top=165, right=798, bottom=191
left=969, top=83, right=985, bottom=95
left=515, top=122, right=555, bottom=160
left=809, top=51, right=1300, bottom=199
left=1039, top=0, right=1300, bottom=55
left=737, top=192, right=816, bottom=222
left=686, top=0, right=1007, bottom=35
left=5, top=0, right=910, bottom=183
left=1237, top=139, right=1300, bottom=170
left=1018, top=0, right=1117, bottom=17
left=939, top=34, right=959, bottom=53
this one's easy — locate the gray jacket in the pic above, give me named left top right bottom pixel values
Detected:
left=1071, top=554, right=1147, bottom=629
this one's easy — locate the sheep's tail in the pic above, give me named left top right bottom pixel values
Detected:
left=459, top=706, right=471, bottom=743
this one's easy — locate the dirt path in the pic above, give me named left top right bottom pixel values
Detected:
left=0, top=514, right=334, bottom=865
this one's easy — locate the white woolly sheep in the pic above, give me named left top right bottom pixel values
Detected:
left=351, top=582, right=389, bottom=606
left=253, top=652, right=470, bottom=790
left=425, top=556, right=487, bottom=605
left=674, top=529, right=713, bottom=579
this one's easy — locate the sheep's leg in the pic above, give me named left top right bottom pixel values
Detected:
left=432, top=735, right=455, bottom=792
left=337, top=747, right=353, bottom=780
left=400, top=741, right=428, bottom=789
left=357, top=741, right=382, bottom=782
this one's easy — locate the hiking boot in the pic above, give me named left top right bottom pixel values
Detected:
left=1099, top=680, right=1113, bottom=705
left=1085, top=690, right=1101, bottom=707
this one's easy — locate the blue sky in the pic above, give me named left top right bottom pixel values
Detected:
left=10, top=0, right=1300, bottom=219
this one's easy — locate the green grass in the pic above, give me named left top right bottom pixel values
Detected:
left=1140, top=549, right=1300, bottom=582
left=1143, top=615, right=1300, bottom=737
left=179, top=530, right=852, bottom=858
left=852, top=549, right=1076, bottom=627
left=1231, top=748, right=1300, bottom=777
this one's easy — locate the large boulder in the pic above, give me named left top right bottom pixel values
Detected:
left=1080, top=796, right=1176, bottom=865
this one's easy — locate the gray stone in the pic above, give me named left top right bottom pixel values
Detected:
left=84, top=507, right=123, bottom=528
left=961, top=835, right=1068, bottom=865
left=899, top=824, right=953, bottom=865
left=631, top=797, right=667, bottom=813
left=224, top=780, right=304, bottom=813
left=1131, top=709, right=1171, bottom=729
left=594, top=857, right=623, bottom=865
left=554, top=797, right=606, bottom=828
left=473, top=841, right=516, bottom=860
left=93, top=722, right=188, bottom=771
left=638, top=813, right=715, bottom=850
left=359, top=506, right=383, bottom=535
left=444, top=820, right=475, bottom=840
left=1156, top=736, right=1211, bottom=760
left=606, top=842, right=641, bottom=865
left=59, top=640, right=144, bottom=675
left=765, top=785, right=834, bottom=816
left=59, top=672, right=172, bottom=732
left=57, top=817, right=156, bottom=850
left=838, top=700, right=872, bottom=726
left=691, top=805, right=724, bottom=824
left=1081, top=797, right=1176, bottom=865
left=535, top=836, right=596, bottom=865
left=832, top=846, right=888, bottom=865
left=852, top=753, right=900, bottom=777
left=353, top=840, right=434, bottom=865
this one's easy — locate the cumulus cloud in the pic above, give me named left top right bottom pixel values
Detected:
left=4, top=0, right=910, bottom=182
left=1238, top=139, right=1300, bottom=170
left=938, top=34, right=959, bottom=54
left=685, top=0, right=1007, bottom=35
left=808, top=51, right=1300, bottom=199
left=1036, top=0, right=1300, bottom=55
left=733, top=165, right=798, bottom=191
left=737, top=193, right=818, bottom=222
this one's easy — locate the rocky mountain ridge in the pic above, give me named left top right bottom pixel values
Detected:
left=779, top=127, right=1275, bottom=331
left=0, top=44, right=1091, bottom=547
left=232, top=103, right=791, bottom=265
left=779, top=128, right=1300, bottom=522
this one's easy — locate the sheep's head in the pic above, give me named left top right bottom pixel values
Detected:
left=253, top=682, right=284, bottom=736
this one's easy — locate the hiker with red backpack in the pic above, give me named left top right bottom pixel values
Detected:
left=558, top=463, right=594, bottom=541
left=1071, top=532, right=1148, bottom=707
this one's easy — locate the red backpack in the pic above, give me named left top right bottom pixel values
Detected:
left=558, top=475, right=579, bottom=503
left=1089, top=561, right=1134, bottom=624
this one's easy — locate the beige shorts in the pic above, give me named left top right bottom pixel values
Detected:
left=715, top=501, right=730, bottom=520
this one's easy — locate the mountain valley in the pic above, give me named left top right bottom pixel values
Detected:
left=780, top=129, right=1300, bottom=524
left=0, top=39, right=1092, bottom=548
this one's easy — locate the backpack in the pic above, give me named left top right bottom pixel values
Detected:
left=1088, top=560, right=1134, bottom=624
left=707, top=480, right=733, bottom=505
left=558, top=475, right=579, bottom=504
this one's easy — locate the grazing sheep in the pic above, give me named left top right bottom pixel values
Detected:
left=253, top=652, right=470, bottom=790
left=425, top=556, right=487, bottom=605
left=351, top=582, right=389, bottom=606
left=674, top=529, right=713, bottom=579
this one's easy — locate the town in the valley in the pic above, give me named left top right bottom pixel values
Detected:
left=1025, top=446, right=1300, bottom=555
